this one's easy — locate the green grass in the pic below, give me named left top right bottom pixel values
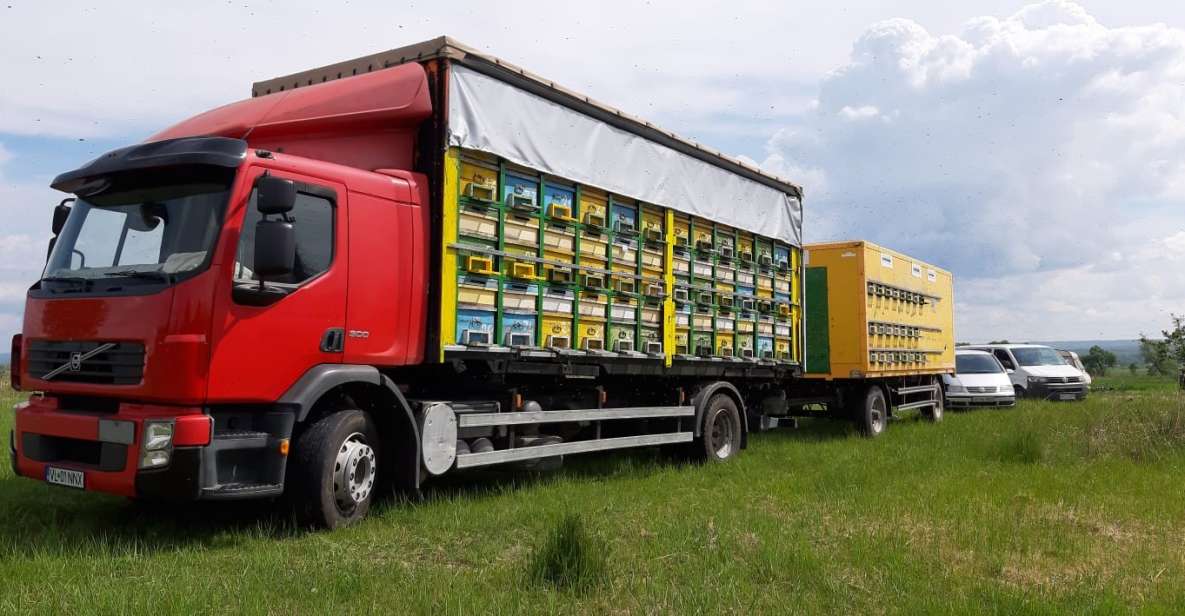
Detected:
left=1, top=374, right=1184, bottom=614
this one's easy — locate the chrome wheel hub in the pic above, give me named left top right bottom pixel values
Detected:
left=334, top=432, right=376, bottom=513
left=709, top=410, right=734, bottom=458
left=870, top=399, right=886, bottom=434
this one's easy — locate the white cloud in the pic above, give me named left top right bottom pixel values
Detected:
left=0, top=144, right=55, bottom=344
left=765, top=0, right=1185, bottom=341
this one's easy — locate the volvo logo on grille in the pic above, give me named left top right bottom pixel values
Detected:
left=42, top=342, right=116, bottom=381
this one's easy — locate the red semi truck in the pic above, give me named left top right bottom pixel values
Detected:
left=9, top=37, right=949, bottom=528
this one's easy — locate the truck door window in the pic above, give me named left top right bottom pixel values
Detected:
left=234, top=187, right=335, bottom=286
left=993, top=349, right=1015, bottom=370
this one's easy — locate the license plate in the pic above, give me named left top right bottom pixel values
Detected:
left=1059, top=393, right=1077, bottom=401
left=45, top=466, right=85, bottom=490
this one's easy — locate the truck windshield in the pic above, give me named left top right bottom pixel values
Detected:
left=43, top=165, right=234, bottom=292
left=1012, top=347, right=1065, bottom=367
left=956, top=354, right=1002, bottom=374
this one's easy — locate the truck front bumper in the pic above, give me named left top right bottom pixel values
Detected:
left=12, top=396, right=211, bottom=499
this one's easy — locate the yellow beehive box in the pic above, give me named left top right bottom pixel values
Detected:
left=803, top=240, right=954, bottom=379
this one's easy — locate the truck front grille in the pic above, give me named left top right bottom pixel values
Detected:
left=27, top=340, right=146, bottom=385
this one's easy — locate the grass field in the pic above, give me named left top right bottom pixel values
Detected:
left=1, top=372, right=1183, bottom=614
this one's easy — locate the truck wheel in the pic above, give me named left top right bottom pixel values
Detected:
left=856, top=386, right=888, bottom=437
left=1013, top=385, right=1025, bottom=399
left=699, top=394, right=742, bottom=462
left=923, top=392, right=944, bottom=422
left=288, top=409, right=380, bottom=529
left=923, top=377, right=944, bottom=422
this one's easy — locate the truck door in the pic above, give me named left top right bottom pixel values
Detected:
left=207, top=168, right=349, bottom=402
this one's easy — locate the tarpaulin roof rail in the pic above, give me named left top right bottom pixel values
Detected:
left=251, top=36, right=803, bottom=201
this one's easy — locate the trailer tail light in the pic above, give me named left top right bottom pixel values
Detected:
left=9, top=334, right=21, bottom=391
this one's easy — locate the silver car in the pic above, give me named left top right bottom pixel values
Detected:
left=943, top=350, right=1017, bottom=408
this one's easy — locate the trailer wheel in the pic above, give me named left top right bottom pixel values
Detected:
left=288, top=409, right=380, bottom=529
left=855, top=386, right=888, bottom=437
left=923, top=390, right=944, bottom=423
left=924, top=374, right=943, bottom=424
left=699, top=394, right=742, bottom=462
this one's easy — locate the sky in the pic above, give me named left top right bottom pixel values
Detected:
left=1, top=0, right=1183, bottom=345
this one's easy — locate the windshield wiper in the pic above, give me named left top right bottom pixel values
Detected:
left=41, top=275, right=93, bottom=291
left=113, top=269, right=172, bottom=282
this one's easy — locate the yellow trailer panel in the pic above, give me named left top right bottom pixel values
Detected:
left=803, top=240, right=954, bottom=380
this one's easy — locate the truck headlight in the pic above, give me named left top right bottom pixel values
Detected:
left=143, top=421, right=174, bottom=451
left=1027, top=376, right=1048, bottom=384
left=946, top=384, right=965, bottom=394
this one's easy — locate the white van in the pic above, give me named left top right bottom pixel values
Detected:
left=1056, top=349, right=1092, bottom=387
left=963, top=344, right=1088, bottom=401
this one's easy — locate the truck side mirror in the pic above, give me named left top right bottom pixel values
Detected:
left=256, top=176, right=296, bottom=215
left=51, top=200, right=73, bottom=235
left=253, top=219, right=295, bottom=280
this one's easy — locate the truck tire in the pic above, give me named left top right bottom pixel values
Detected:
left=923, top=377, right=944, bottom=422
left=699, top=394, right=743, bottom=462
left=288, top=409, right=381, bottom=529
left=855, top=386, right=888, bottom=437
left=923, top=391, right=944, bottom=422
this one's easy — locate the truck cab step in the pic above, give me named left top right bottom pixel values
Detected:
left=201, top=482, right=283, bottom=500
left=211, top=430, right=272, bottom=450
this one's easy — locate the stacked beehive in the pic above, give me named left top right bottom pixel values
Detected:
left=670, top=217, right=797, bottom=360
left=449, top=148, right=799, bottom=363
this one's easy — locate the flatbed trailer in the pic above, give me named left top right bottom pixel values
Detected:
left=10, top=37, right=952, bottom=528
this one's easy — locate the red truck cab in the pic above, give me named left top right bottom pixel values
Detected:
left=11, top=63, right=433, bottom=521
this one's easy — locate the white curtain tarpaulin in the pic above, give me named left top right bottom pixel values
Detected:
left=446, top=64, right=803, bottom=246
